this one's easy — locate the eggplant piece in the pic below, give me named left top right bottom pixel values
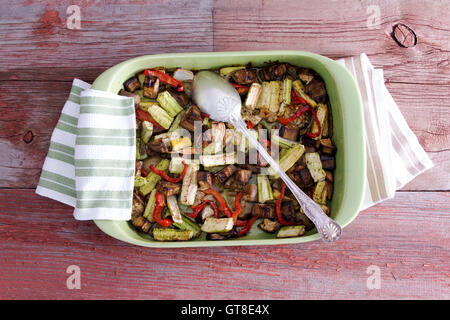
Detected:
left=320, top=138, right=336, bottom=155
left=325, top=170, right=333, bottom=182
left=252, top=203, right=276, bottom=219
left=206, top=230, right=237, bottom=240
left=266, top=63, right=288, bottom=81
left=180, top=105, right=202, bottom=132
left=131, top=196, right=145, bottom=216
left=280, top=200, right=295, bottom=222
left=326, top=181, right=333, bottom=201
left=306, top=77, right=327, bottom=103
left=258, top=218, right=282, bottom=233
left=168, top=88, right=190, bottom=107
left=124, top=76, right=140, bottom=92
left=235, top=169, right=252, bottom=184
left=286, top=64, right=299, bottom=80
left=147, top=138, right=170, bottom=153
left=197, top=171, right=213, bottom=190
left=239, top=201, right=254, bottom=220
left=279, top=126, right=299, bottom=141
left=231, top=69, right=257, bottom=85
left=298, top=167, right=314, bottom=188
left=143, top=76, right=160, bottom=99
left=320, top=154, right=336, bottom=170
left=141, top=221, right=152, bottom=233
left=298, top=68, right=314, bottom=84
left=156, top=180, right=181, bottom=197
left=242, top=184, right=257, bottom=202
left=215, top=164, right=237, bottom=184
left=119, top=89, right=141, bottom=105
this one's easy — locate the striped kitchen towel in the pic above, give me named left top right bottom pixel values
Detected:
left=338, top=54, right=433, bottom=210
left=36, top=79, right=136, bottom=220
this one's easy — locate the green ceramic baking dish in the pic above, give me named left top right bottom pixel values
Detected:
left=91, top=50, right=365, bottom=247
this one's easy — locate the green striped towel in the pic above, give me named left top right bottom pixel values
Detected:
left=36, top=79, right=136, bottom=220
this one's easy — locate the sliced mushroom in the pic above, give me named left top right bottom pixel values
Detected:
left=147, top=138, right=170, bottom=153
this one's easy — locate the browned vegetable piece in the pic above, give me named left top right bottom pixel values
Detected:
left=320, top=138, right=336, bottom=155
left=325, top=171, right=333, bottom=182
left=197, top=171, right=213, bottom=189
left=196, top=204, right=215, bottom=223
left=180, top=105, right=202, bottom=132
left=286, top=64, right=298, bottom=80
left=168, top=88, right=189, bottom=107
left=298, top=68, right=314, bottom=84
left=131, top=213, right=146, bottom=228
left=252, top=203, right=276, bottom=219
left=143, top=76, right=160, bottom=99
left=237, top=164, right=260, bottom=174
left=242, top=184, right=257, bottom=202
left=206, top=230, right=237, bottom=240
left=258, top=218, right=282, bottom=233
left=141, top=221, right=152, bottom=233
left=135, top=161, right=143, bottom=177
left=124, top=76, right=140, bottom=92
left=306, top=77, right=327, bottom=103
left=147, top=138, right=170, bottom=153
left=326, top=181, right=333, bottom=201
left=119, top=89, right=141, bottom=105
left=231, top=69, right=257, bottom=85
left=267, top=63, right=288, bottom=81
left=132, top=196, right=144, bottom=216
left=239, top=201, right=254, bottom=220
left=280, top=200, right=295, bottom=222
left=298, top=167, right=314, bottom=188
left=156, top=180, right=181, bottom=197
left=235, top=169, right=252, bottom=184
left=320, top=154, right=336, bottom=170
left=279, top=126, right=299, bottom=141
left=215, top=165, right=237, bottom=184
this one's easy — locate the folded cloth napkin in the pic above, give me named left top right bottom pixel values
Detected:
left=36, top=79, right=136, bottom=220
left=337, top=54, right=433, bottom=210
left=35, top=54, right=433, bottom=220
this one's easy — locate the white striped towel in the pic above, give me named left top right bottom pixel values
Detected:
left=36, top=79, right=136, bottom=220
left=338, top=54, right=433, bottom=210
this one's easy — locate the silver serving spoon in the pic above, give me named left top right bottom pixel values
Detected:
left=193, top=71, right=341, bottom=242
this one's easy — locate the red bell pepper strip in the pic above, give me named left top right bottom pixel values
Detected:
left=277, top=105, right=310, bottom=126
left=231, top=83, right=248, bottom=89
left=153, top=191, right=173, bottom=227
left=306, top=106, right=322, bottom=138
left=237, top=216, right=257, bottom=237
left=187, top=200, right=220, bottom=219
left=246, top=121, right=255, bottom=129
left=231, top=192, right=243, bottom=223
left=149, top=161, right=187, bottom=183
left=135, top=108, right=165, bottom=130
left=291, top=90, right=308, bottom=105
left=144, top=69, right=184, bottom=92
left=141, top=167, right=149, bottom=177
left=235, top=219, right=248, bottom=227
left=276, top=183, right=301, bottom=226
left=203, top=189, right=233, bottom=218
left=200, top=112, right=210, bottom=119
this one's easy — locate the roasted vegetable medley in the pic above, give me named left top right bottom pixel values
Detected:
left=122, top=62, right=336, bottom=241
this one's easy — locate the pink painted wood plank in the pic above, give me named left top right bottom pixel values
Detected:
left=0, top=190, right=448, bottom=299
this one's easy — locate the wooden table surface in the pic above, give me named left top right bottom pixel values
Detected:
left=0, top=0, right=448, bottom=300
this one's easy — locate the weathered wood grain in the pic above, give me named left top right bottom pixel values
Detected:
left=0, top=80, right=446, bottom=190
left=213, top=0, right=450, bottom=85
left=0, top=0, right=214, bottom=81
left=0, top=189, right=448, bottom=299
